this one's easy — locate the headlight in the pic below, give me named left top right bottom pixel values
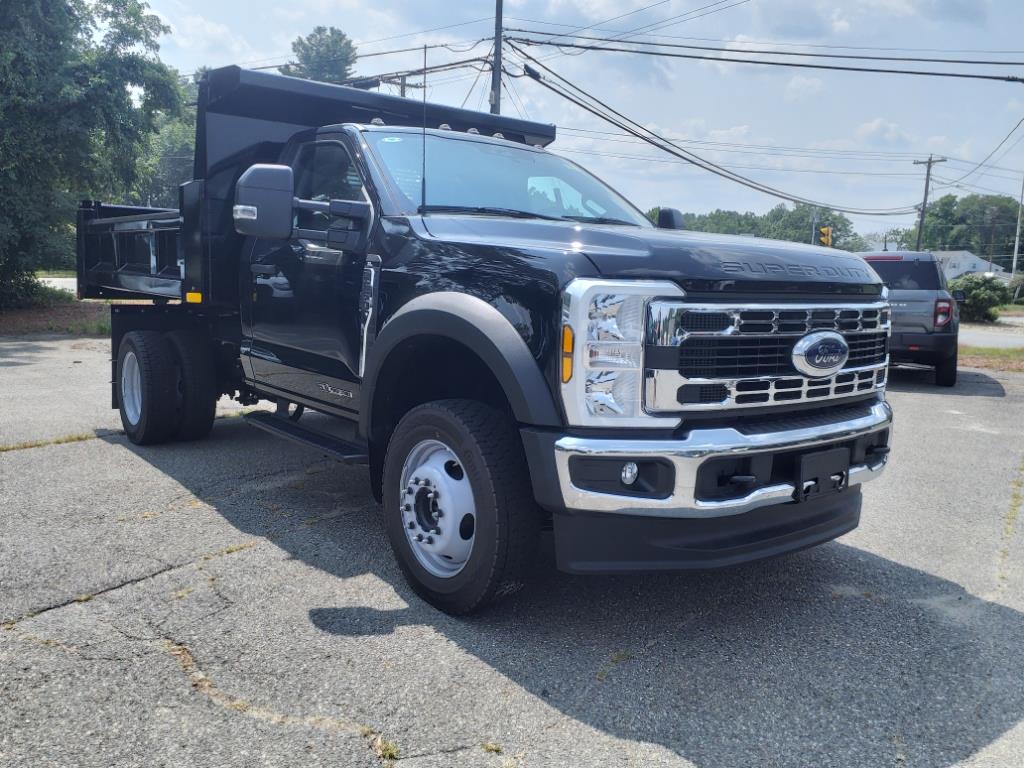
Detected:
left=560, top=278, right=685, bottom=428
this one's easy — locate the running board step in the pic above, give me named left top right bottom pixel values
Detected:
left=244, top=411, right=368, bottom=464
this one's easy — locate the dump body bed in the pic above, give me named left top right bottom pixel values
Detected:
left=76, top=202, right=183, bottom=300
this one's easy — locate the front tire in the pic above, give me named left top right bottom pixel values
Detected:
left=117, top=331, right=177, bottom=445
left=382, top=400, right=541, bottom=615
left=936, top=349, right=957, bottom=387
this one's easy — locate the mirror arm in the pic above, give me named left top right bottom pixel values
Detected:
left=294, top=198, right=330, bottom=214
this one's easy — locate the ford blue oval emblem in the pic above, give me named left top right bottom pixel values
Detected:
left=792, top=331, right=850, bottom=377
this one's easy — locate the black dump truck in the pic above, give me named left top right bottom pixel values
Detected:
left=78, top=66, right=893, bottom=614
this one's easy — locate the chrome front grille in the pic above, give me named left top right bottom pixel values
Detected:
left=644, top=301, right=890, bottom=413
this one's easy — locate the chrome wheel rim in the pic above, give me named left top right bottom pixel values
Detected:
left=121, top=350, right=142, bottom=426
left=399, top=439, right=475, bottom=578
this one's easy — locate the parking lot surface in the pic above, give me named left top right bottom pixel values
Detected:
left=2, top=335, right=1023, bottom=767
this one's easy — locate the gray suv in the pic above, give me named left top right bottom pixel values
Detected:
left=863, top=251, right=962, bottom=387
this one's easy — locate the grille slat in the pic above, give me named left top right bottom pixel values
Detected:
left=676, top=332, right=887, bottom=379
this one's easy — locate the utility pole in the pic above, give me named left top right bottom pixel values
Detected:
left=1012, top=171, right=1023, bottom=280
left=399, top=75, right=407, bottom=98
left=490, top=0, right=503, bottom=114
left=912, top=154, right=945, bottom=251
left=809, top=208, right=818, bottom=245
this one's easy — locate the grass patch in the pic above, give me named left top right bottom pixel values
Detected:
left=0, top=432, right=98, bottom=453
left=36, top=269, right=76, bottom=278
left=371, top=735, right=400, bottom=761
left=997, top=304, right=1024, bottom=317
left=482, top=742, right=503, bottom=754
left=959, top=345, right=1024, bottom=372
left=596, top=650, right=634, bottom=682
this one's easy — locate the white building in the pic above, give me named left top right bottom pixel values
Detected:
left=931, top=250, right=1011, bottom=282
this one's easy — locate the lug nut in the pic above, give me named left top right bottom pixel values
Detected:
left=433, top=528, right=441, bottom=535
left=413, top=476, right=420, bottom=484
left=415, top=534, right=424, bottom=542
left=435, top=510, right=444, bottom=518
left=407, top=521, right=415, bottom=529
left=403, top=504, right=411, bottom=511
left=426, top=536, right=434, bottom=544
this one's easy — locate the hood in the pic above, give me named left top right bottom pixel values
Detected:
left=420, top=216, right=882, bottom=298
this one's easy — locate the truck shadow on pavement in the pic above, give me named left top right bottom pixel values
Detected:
left=113, top=419, right=1024, bottom=768
left=887, top=365, right=1007, bottom=398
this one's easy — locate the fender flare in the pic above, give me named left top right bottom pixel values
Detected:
left=360, top=292, right=562, bottom=439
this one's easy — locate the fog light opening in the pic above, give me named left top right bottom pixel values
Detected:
left=621, top=461, right=639, bottom=486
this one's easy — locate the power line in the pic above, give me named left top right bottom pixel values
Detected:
left=944, top=115, right=1024, bottom=184
left=505, top=17, right=1024, bottom=55
left=461, top=42, right=493, bottom=107
left=531, top=0, right=750, bottom=63
left=507, top=37, right=1024, bottom=83
left=533, top=0, right=673, bottom=44
left=507, top=28, right=1024, bottom=66
left=510, top=44, right=919, bottom=215
left=553, top=146, right=923, bottom=176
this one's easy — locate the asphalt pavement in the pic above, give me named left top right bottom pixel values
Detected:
left=2, top=336, right=1023, bottom=767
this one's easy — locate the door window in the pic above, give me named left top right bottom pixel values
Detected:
left=292, top=141, right=365, bottom=230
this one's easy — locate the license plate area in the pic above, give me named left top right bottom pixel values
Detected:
left=796, top=446, right=850, bottom=502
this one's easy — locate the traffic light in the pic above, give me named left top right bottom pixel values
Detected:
left=819, top=226, right=833, bottom=247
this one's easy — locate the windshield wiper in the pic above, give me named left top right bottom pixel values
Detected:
left=562, top=215, right=641, bottom=227
left=418, top=205, right=564, bottom=221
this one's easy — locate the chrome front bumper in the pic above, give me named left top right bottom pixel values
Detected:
left=553, top=400, right=892, bottom=519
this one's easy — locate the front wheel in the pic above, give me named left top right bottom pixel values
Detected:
left=382, top=400, right=541, bottom=615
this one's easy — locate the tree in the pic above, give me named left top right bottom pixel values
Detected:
left=650, top=202, right=866, bottom=251
left=279, top=26, right=357, bottom=85
left=133, top=73, right=201, bottom=208
left=0, top=0, right=179, bottom=308
left=917, top=193, right=1019, bottom=264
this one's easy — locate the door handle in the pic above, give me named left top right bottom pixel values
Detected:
left=300, top=241, right=341, bottom=254
left=250, top=264, right=277, bottom=276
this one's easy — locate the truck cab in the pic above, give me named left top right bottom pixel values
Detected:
left=77, top=66, right=893, bottom=614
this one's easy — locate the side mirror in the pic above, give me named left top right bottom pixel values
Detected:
left=234, top=164, right=294, bottom=239
left=952, top=289, right=966, bottom=302
left=657, top=207, right=686, bottom=230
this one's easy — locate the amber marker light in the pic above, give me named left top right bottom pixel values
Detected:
left=561, top=324, right=575, bottom=383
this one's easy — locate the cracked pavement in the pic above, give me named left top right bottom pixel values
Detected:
left=2, top=335, right=1024, bottom=767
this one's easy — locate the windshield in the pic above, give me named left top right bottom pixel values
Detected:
left=867, top=259, right=942, bottom=290
left=364, top=131, right=651, bottom=227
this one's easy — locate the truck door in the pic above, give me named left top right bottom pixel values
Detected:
left=246, top=138, right=369, bottom=413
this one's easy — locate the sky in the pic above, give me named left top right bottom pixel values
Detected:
left=148, top=0, right=1024, bottom=238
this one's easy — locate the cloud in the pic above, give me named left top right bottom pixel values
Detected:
left=753, top=0, right=832, bottom=39
left=784, top=75, right=824, bottom=102
left=856, top=118, right=914, bottom=146
left=164, top=12, right=256, bottom=61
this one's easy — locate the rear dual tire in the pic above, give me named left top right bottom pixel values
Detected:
left=117, top=330, right=217, bottom=445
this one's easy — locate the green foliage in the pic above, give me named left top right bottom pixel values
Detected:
left=0, top=0, right=179, bottom=309
left=279, top=26, right=357, bottom=85
left=132, top=76, right=199, bottom=208
left=918, top=193, right=1019, bottom=256
left=949, top=273, right=1012, bottom=322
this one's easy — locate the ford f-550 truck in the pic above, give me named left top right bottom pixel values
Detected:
left=77, top=66, right=893, bottom=614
